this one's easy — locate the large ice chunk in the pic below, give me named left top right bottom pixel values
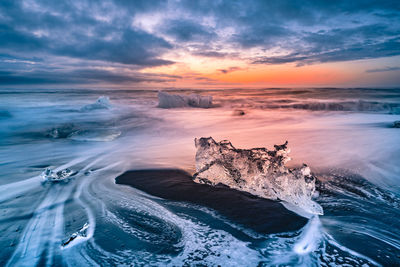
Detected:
left=157, top=91, right=212, bottom=108
left=193, top=137, right=323, bottom=215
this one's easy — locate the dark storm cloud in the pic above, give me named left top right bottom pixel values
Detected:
left=160, top=19, right=216, bottom=42
left=172, top=0, right=400, bottom=63
left=52, top=29, right=173, bottom=66
left=177, top=0, right=400, bottom=26
left=0, top=0, right=172, bottom=67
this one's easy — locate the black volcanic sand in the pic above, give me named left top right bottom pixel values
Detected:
left=116, top=169, right=307, bottom=234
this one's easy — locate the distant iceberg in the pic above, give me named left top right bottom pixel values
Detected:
left=81, top=96, right=111, bottom=111
left=193, top=137, right=323, bottom=215
left=158, top=91, right=213, bottom=108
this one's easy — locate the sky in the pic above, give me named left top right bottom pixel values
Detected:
left=0, top=0, right=400, bottom=89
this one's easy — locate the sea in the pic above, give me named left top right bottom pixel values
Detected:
left=0, top=87, right=399, bottom=266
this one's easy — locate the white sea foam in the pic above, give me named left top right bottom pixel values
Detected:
left=293, top=216, right=322, bottom=254
left=81, top=96, right=112, bottom=111
left=68, top=129, right=121, bottom=142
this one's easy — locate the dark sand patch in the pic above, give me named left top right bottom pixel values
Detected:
left=116, top=169, right=307, bottom=234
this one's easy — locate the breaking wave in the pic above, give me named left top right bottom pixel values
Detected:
left=256, top=100, right=400, bottom=113
left=68, top=129, right=121, bottom=142
left=158, top=91, right=213, bottom=109
left=81, top=96, right=112, bottom=111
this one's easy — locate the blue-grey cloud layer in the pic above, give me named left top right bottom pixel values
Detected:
left=0, top=0, right=399, bottom=85
left=171, top=0, right=400, bottom=65
left=0, top=0, right=174, bottom=65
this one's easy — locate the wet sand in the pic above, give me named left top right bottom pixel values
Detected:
left=116, top=169, right=307, bottom=234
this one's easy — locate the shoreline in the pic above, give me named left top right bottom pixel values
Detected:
left=115, top=168, right=307, bottom=234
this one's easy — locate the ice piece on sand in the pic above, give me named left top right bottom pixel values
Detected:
left=41, top=168, right=75, bottom=182
left=62, top=223, right=90, bottom=248
left=157, top=91, right=212, bottom=108
left=193, top=137, right=323, bottom=215
left=81, top=96, right=111, bottom=111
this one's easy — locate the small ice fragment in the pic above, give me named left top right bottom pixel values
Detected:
left=41, top=168, right=75, bottom=182
left=62, top=222, right=90, bottom=248
left=48, top=128, right=59, bottom=138
left=46, top=123, right=76, bottom=139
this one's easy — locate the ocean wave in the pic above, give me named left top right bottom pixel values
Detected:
left=314, top=170, right=400, bottom=265
left=46, top=123, right=77, bottom=139
left=263, top=216, right=379, bottom=266
left=263, top=100, right=400, bottom=113
left=158, top=91, right=213, bottom=108
left=19, top=124, right=121, bottom=142
left=68, top=129, right=121, bottom=142
left=316, top=170, right=400, bottom=209
left=81, top=96, right=112, bottom=111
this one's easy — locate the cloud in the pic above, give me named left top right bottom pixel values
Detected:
left=172, top=1, right=400, bottom=63
left=264, top=38, right=398, bottom=65
left=53, top=29, right=173, bottom=66
left=1, top=0, right=400, bottom=87
left=288, top=24, right=400, bottom=65
left=366, top=66, right=400, bottom=73
left=160, top=19, right=216, bottom=42
left=192, top=51, right=235, bottom=58
left=0, top=68, right=178, bottom=85
left=218, top=67, right=242, bottom=74
left=0, top=0, right=172, bottom=67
